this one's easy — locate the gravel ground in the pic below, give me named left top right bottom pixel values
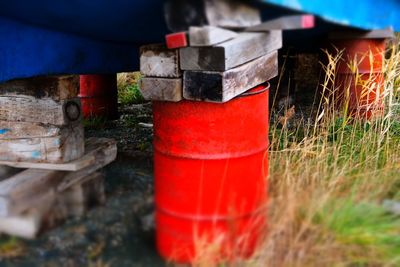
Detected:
left=1, top=102, right=164, bottom=267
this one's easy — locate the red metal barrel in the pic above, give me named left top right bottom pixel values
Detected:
left=332, top=39, right=386, bottom=119
left=153, top=84, right=269, bottom=263
left=79, top=74, right=119, bottom=119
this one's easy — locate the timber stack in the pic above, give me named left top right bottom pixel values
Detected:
left=0, top=75, right=117, bottom=238
left=140, top=27, right=282, bottom=103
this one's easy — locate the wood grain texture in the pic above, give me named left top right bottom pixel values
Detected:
left=0, top=137, right=117, bottom=171
left=328, top=28, right=394, bottom=39
left=140, top=44, right=181, bottom=77
left=0, top=124, right=84, bottom=163
left=140, top=77, right=182, bottom=102
left=204, top=0, right=261, bottom=28
left=180, top=31, right=282, bottom=71
left=0, top=138, right=115, bottom=218
left=0, top=96, right=81, bottom=125
left=0, top=75, right=79, bottom=101
left=183, top=50, right=278, bottom=102
left=245, top=15, right=315, bottom=31
left=0, top=171, right=105, bottom=238
left=189, top=26, right=238, bottom=46
left=0, top=121, right=66, bottom=140
left=165, top=0, right=261, bottom=32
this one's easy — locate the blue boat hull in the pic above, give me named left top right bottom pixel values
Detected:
left=0, top=0, right=399, bottom=83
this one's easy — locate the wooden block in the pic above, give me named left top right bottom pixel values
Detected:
left=0, top=166, right=21, bottom=180
left=0, top=137, right=117, bottom=171
left=328, top=28, right=395, bottom=39
left=180, top=31, right=282, bottom=71
left=140, top=44, right=181, bottom=78
left=0, top=172, right=105, bottom=239
left=166, top=32, right=188, bottom=49
left=0, top=96, right=81, bottom=125
left=189, top=26, right=238, bottom=46
left=139, top=77, right=182, bottom=102
left=0, top=75, right=79, bottom=101
left=0, top=124, right=84, bottom=164
left=165, top=0, right=261, bottom=32
left=183, top=50, right=278, bottom=102
left=0, top=121, right=67, bottom=140
left=56, top=172, right=105, bottom=217
left=245, top=15, right=315, bottom=31
left=0, top=138, right=116, bottom=218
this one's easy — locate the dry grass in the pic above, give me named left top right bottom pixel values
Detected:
left=188, top=41, right=400, bottom=267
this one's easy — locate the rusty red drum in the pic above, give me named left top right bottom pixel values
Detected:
left=79, top=74, right=119, bottom=119
left=153, top=83, right=270, bottom=263
left=332, top=39, right=386, bottom=119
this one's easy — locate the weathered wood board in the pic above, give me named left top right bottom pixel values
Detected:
left=0, top=136, right=117, bottom=171
left=0, top=124, right=85, bottom=163
left=183, top=50, right=278, bottom=102
left=328, top=28, right=395, bottom=39
left=0, top=75, right=79, bottom=101
left=0, top=171, right=105, bottom=239
left=139, top=77, right=182, bottom=102
left=0, top=96, right=81, bottom=125
left=245, top=15, right=315, bottom=32
left=189, top=26, right=238, bottom=46
left=140, top=44, right=181, bottom=78
left=0, top=138, right=116, bottom=218
left=165, top=0, right=261, bottom=32
left=0, top=121, right=68, bottom=140
left=180, top=31, right=282, bottom=71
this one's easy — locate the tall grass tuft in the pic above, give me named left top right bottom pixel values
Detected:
left=189, top=39, right=400, bottom=266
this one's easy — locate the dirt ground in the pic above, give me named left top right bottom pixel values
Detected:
left=1, top=103, right=164, bottom=267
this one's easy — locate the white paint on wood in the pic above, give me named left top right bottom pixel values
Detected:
left=0, top=124, right=84, bottom=163
left=0, top=137, right=116, bottom=171
left=140, top=44, right=181, bottom=78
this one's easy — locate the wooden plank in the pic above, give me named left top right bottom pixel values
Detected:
left=183, top=50, right=278, bottom=102
left=0, top=75, right=79, bottom=101
left=55, top=172, right=105, bottom=217
left=189, top=26, right=238, bottom=46
left=165, top=0, right=261, bottom=32
left=0, top=172, right=105, bottom=239
left=0, top=96, right=81, bottom=125
left=328, top=28, right=395, bottom=39
left=0, top=121, right=66, bottom=140
left=140, top=44, right=181, bottom=78
left=245, top=15, right=315, bottom=31
left=165, top=32, right=188, bottom=49
left=180, top=31, right=282, bottom=71
left=0, top=138, right=116, bottom=218
left=0, top=166, right=21, bottom=180
left=0, top=137, right=117, bottom=171
left=139, top=77, right=182, bottom=102
left=0, top=124, right=84, bottom=164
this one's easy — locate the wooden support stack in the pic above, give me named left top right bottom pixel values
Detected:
left=140, top=13, right=315, bottom=103
left=0, top=76, right=84, bottom=163
left=0, top=76, right=118, bottom=238
left=140, top=28, right=282, bottom=103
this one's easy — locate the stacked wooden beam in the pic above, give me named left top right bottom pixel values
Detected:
left=0, top=76, right=84, bottom=163
left=0, top=76, right=118, bottom=238
left=140, top=27, right=283, bottom=103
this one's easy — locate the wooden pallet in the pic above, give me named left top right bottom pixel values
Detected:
left=0, top=137, right=116, bottom=171
left=0, top=137, right=117, bottom=239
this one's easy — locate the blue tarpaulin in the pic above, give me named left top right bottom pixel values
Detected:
left=0, top=0, right=399, bottom=83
